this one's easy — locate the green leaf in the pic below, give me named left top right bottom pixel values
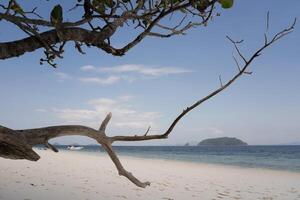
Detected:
left=50, top=4, right=63, bottom=25
left=92, top=0, right=105, bottom=15
left=180, top=8, right=187, bottom=13
left=142, top=19, right=148, bottom=27
left=104, top=0, right=115, bottom=8
left=11, top=1, right=24, bottom=15
left=218, top=0, right=234, bottom=9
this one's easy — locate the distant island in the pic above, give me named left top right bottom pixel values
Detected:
left=198, top=137, right=248, bottom=146
left=184, top=143, right=190, bottom=146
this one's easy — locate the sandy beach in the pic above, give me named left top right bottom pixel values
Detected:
left=0, top=149, right=299, bottom=200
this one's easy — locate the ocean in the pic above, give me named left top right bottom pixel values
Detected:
left=56, top=145, right=300, bottom=172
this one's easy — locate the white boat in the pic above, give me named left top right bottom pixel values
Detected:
left=67, top=145, right=84, bottom=150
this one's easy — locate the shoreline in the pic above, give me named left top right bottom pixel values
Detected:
left=58, top=147, right=300, bottom=174
left=63, top=149, right=300, bottom=174
left=1, top=149, right=300, bottom=200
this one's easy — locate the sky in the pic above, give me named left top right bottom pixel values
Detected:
left=0, top=1, right=300, bottom=145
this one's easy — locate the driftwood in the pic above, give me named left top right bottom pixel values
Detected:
left=0, top=18, right=296, bottom=187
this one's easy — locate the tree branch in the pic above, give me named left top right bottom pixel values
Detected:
left=0, top=0, right=216, bottom=65
left=102, top=142, right=150, bottom=188
left=108, top=18, right=296, bottom=143
left=0, top=26, right=118, bottom=59
left=0, top=114, right=150, bottom=188
left=0, top=16, right=296, bottom=188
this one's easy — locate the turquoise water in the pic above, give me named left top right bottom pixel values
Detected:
left=57, top=145, right=300, bottom=172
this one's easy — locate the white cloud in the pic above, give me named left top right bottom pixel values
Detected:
left=53, top=64, right=190, bottom=86
left=78, top=76, right=121, bottom=85
left=80, top=64, right=191, bottom=77
left=51, top=96, right=161, bottom=130
left=118, top=95, right=134, bottom=101
left=54, top=64, right=190, bottom=86
left=55, top=72, right=72, bottom=82
left=52, top=108, right=98, bottom=122
left=87, top=98, right=116, bottom=108
left=81, top=65, right=96, bottom=71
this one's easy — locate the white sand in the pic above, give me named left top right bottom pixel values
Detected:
left=0, top=149, right=300, bottom=200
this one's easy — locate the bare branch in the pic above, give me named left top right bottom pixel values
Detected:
left=0, top=3, right=296, bottom=189
left=99, top=112, right=112, bottom=133
left=101, top=143, right=150, bottom=188
left=144, top=126, right=151, bottom=136
left=108, top=18, right=296, bottom=143
left=0, top=19, right=295, bottom=187
left=266, top=11, right=270, bottom=32
left=219, top=75, right=223, bottom=87
left=226, top=36, right=247, bottom=63
left=232, top=54, right=241, bottom=72
left=45, top=141, right=58, bottom=153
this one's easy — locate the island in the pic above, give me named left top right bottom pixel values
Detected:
left=198, top=137, right=248, bottom=146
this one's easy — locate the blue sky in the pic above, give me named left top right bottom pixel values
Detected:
left=0, top=1, right=299, bottom=145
